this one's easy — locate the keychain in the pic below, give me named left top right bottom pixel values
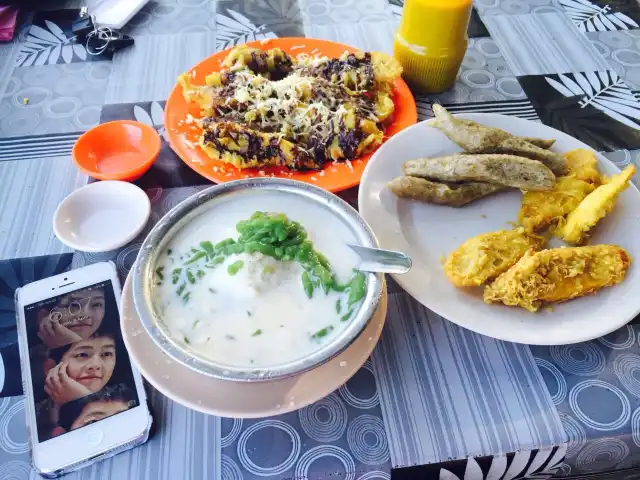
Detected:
left=71, top=7, right=134, bottom=56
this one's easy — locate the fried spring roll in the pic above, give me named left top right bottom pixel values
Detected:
left=519, top=137, right=555, bottom=149
left=403, top=154, right=556, bottom=191
left=497, top=137, right=566, bottom=175
left=457, top=119, right=555, bottom=150
left=432, top=105, right=566, bottom=175
left=388, top=176, right=505, bottom=207
left=484, top=246, right=631, bottom=312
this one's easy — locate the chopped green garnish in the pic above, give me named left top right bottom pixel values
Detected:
left=347, top=270, right=366, bottom=307
left=252, top=329, right=262, bottom=336
left=335, top=299, right=341, bottom=314
left=184, top=336, right=190, bottom=344
left=208, top=287, right=216, bottom=293
left=302, top=271, right=313, bottom=298
left=167, top=249, right=173, bottom=255
left=247, top=310, right=252, bottom=317
left=341, top=309, right=354, bottom=322
left=311, top=326, right=334, bottom=340
left=185, top=251, right=206, bottom=265
left=200, top=241, right=215, bottom=257
left=187, top=270, right=196, bottom=284
left=155, top=266, right=164, bottom=281
left=176, top=283, right=186, bottom=296
left=182, top=292, right=190, bottom=303
left=227, top=260, right=244, bottom=276
left=196, top=270, right=205, bottom=279
left=193, top=319, right=200, bottom=329
left=172, top=268, right=182, bottom=284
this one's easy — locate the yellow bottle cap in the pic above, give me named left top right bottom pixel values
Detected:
left=394, top=0, right=472, bottom=93
left=399, top=0, right=472, bottom=49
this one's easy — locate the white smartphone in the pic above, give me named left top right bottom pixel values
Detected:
left=15, top=262, right=152, bottom=478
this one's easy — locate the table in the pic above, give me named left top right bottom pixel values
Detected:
left=1, top=0, right=640, bottom=478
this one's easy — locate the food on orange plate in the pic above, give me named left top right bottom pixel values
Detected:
left=553, top=165, right=636, bottom=245
left=484, top=245, right=631, bottom=312
left=388, top=176, right=505, bottom=207
left=444, top=228, right=545, bottom=287
left=431, top=104, right=565, bottom=175
left=518, top=176, right=596, bottom=232
left=564, top=148, right=602, bottom=185
left=178, top=46, right=402, bottom=171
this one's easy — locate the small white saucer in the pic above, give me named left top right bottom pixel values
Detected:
left=53, top=181, right=151, bottom=253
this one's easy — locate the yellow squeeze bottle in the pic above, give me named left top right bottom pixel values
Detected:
left=394, top=0, right=472, bottom=93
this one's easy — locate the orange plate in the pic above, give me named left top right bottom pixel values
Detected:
left=164, top=38, right=418, bottom=193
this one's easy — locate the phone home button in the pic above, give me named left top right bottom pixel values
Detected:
left=86, top=429, right=104, bottom=446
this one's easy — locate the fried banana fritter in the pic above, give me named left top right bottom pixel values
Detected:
left=180, top=46, right=401, bottom=171
left=484, top=246, right=631, bottom=312
left=564, top=149, right=602, bottom=184
left=200, top=121, right=315, bottom=170
left=518, top=176, right=596, bottom=232
left=431, top=105, right=566, bottom=175
left=444, top=228, right=545, bottom=287
left=388, top=176, right=505, bottom=207
left=554, top=165, right=636, bottom=245
left=403, top=154, right=556, bottom=191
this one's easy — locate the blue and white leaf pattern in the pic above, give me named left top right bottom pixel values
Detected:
left=215, top=9, right=277, bottom=51
left=545, top=71, right=640, bottom=130
left=434, top=446, right=565, bottom=480
left=134, top=102, right=168, bottom=141
left=15, top=21, right=89, bottom=67
left=558, top=0, right=639, bottom=32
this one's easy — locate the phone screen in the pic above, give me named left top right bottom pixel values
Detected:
left=23, top=280, right=140, bottom=442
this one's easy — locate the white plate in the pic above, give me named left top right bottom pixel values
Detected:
left=359, top=113, right=640, bottom=345
left=121, top=276, right=387, bottom=418
left=53, top=181, right=150, bottom=252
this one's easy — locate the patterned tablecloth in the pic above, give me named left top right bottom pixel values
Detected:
left=1, top=0, right=640, bottom=479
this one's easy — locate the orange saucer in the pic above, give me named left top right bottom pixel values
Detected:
left=73, top=120, right=161, bottom=181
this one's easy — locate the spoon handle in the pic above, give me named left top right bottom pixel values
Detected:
left=346, top=244, right=412, bottom=275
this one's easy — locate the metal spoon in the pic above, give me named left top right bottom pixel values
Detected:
left=346, top=244, right=412, bottom=274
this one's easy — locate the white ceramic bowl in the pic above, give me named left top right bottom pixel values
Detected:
left=53, top=181, right=151, bottom=252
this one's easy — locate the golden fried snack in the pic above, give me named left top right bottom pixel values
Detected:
left=296, top=51, right=402, bottom=94
left=519, top=137, right=555, bottom=149
left=457, top=119, right=555, bottom=150
left=518, top=176, right=596, bottom=232
left=403, top=154, right=556, bottom=191
left=431, top=105, right=566, bottom=175
left=388, top=176, right=505, bottom=207
left=484, top=246, right=631, bottom=312
left=371, top=51, right=403, bottom=85
left=564, top=149, right=602, bottom=184
left=554, top=165, right=636, bottom=245
left=444, top=228, right=545, bottom=287
left=497, top=137, right=566, bottom=176
left=221, top=46, right=293, bottom=78
left=200, top=121, right=315, bottom=170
